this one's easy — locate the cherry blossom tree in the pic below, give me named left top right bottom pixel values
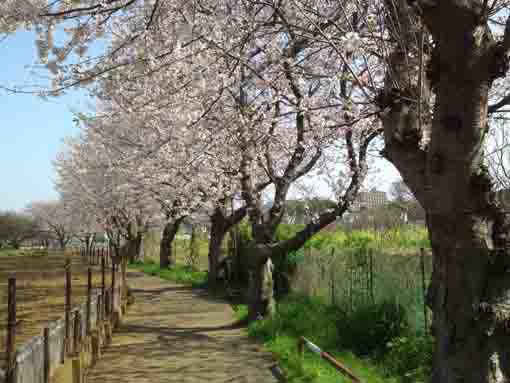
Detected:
left=7, top=0, right=381, bottom=319
left=27, top=200, right=78, bottom=250
left=15, top=1, right=510, bottom=378
left=54, top=123, right=156, bottom=261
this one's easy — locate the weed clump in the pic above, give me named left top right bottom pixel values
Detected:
left=337, top=300, right=409, bottom=357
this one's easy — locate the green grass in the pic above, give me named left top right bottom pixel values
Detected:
left=232, top=295, right=399, bottom=383
left=129, top=261, right=208, bottom=287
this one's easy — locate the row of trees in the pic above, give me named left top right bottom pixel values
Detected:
left=0, top=211, right=40, bottom=249
left=4, top=0, right=510, bottom=380
left=0, top=201, right=102, bottom=250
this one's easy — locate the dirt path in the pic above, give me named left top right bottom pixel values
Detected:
left=85, top=272, right=280, bottom=383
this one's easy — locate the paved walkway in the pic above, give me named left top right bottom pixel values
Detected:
left=86, top=272, right=280, bottom=383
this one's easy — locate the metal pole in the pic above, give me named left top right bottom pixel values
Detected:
left=298, top=336, right=362, bottom=383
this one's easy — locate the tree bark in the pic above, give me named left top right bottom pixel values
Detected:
left=208, top=214, right=226, bottom=286
left=127, top=234, right=144, bottom=263
left=188, top=225, right=199, bottom=269
left=58, top=238, right=66, bottom=251
left=380, top=2, right=510, bottom=380
left=208, top=206, right=247, bottom=287
left=426, top=214, right=510, bottom=383
left=159, top=219, right=182, bottom=269
left=134, top=233, right=144, bottom=263
left=85, top=237, right=91, bottom=257
left=247, top=245, right=276, bottom=320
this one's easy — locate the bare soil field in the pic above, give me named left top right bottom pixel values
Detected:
left=0, top=253, right=110, bottom=369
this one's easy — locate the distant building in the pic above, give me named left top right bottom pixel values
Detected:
left=350, top=190, right=388, bottom=212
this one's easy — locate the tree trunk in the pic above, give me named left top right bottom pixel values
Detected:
left=230, top=225, right=242, bottom=283
left=379, top=1, right=510, bottom=379
left=127, top=234, right=144, bottom=263
left=426, top=213, right=510, bottom=382
left=248, top=251, right=276, bottom=320
left=85, top=238, right=91, bottom=258
left=134, top=233, right=144, bottom=263
left=188, top=225, right=199, bottom=269
left=208, top=209, right=228, bottom=286
left=208, top=228, right=224, bottom=286
left=246, top=243, right=276, bottom=320
left=159, top=220, right=181, bottom=269
left=208, top=206, right=248, bottom=287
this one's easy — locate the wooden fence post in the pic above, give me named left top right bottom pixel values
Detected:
left=104, top=290, right=110, bottom=320
left=97, top=293, right=103, bottom=324
left=72, top=357, right=82, bottom=383
left=65, top=260, right=72, bottom=355
left=87, top=268, right=92, bottom=334
left=44, top=327, right=50, bottom=383
left=6, top=277, right=17, bottom=383
left=73, top=310, right=82, bottom=355
left=103, top=290, right=112, bottom=344
left=91, top=332, right=101, bottom=364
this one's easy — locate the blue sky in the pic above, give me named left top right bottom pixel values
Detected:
left=0, top=30, right=89, bottom=211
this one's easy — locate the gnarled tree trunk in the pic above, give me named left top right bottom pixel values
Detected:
left=127, top=233, right=144, bottom=263
left=208, top=210, right=227, bottom=286
left=208, top=205, right=247, bottom=287
left=426, top=212, right=510, bottom=382
left=247, top=244, right=276, bottom=320
left=134, top=232, right=144, bottom=263
left=159, top=219, right=182, bottom=269
left=380, top=1, right=510, bottom=380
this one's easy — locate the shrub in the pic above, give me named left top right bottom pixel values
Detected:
left=383, top=335, right=434, bottom=382
left=337, top=300, right=410, bottom=358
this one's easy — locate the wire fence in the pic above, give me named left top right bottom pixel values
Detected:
left=290, top=246, right=433, bottom=333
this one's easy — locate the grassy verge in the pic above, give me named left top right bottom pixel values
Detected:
left=128, top=261, right=208, bottom=287
left=232, top=294, right=432, bottom=383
